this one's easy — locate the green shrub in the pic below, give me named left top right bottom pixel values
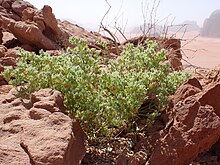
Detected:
left=2, top=37, right=190, bottom=139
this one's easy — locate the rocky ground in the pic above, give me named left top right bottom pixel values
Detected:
left=0, top=0, right=219, bottom=165
left=0, top=87, right=85, bottom=165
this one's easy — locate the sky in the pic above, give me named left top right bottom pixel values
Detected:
left=26, top=0, right=220, bottom=31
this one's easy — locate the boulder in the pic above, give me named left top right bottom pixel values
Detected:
left=0, top=88, right=86, bottom=165
left=1, top=4, right=105, bottom=50
left=11, top=0, right=33, bottom=17
left=171, top=77, right=202, bottom=105
left=203, top=65, right=220, bottom=85
left=4, top=38, right=22, bottom=49
left=191, top=139, right=220, bottom=164
left=201, top=10, right=220, bottom=37
left=0, top=0, right=32, bottom=21
left=145, top=79, right=220, bottom=165
left=0, top=3, right=69, bottom=50
left=0, top=1, right=115, bottom=52
left=0, top=56, right=16, bottom=66
left=147, top=97, right=220, bottom=165
left=1, top=0, right=11, bottom=9
left=198, top=83, right=220, bottom=116
left=41, top=5, right=62, bottom=36
left=136, top=78, right=220, bottom=165
left=1, top=15, right=58, bottom=50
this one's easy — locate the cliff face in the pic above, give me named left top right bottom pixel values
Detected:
left=201, top=9, right=220, bottom=37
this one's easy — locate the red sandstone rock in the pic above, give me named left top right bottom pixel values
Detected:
left=0, top=0, right=32, bottom=21
left=0, top=3, right=65, bottom=50
left=185, top=77, right=203, bottom=90
left=1, top=4, right=104, bottom=50
left=147, top=96, right=220, bottom=165
left=172, top=78, right=202, bottom=105
left=20, top=44, right=36, bottom=51
left=5, top=48, right=20, bottom=59
left=145, top=77, right=220, bottom=165
left=21, top=7, right=35, bottom=21
left=2, top=0, right=10, bottom=9
left=122, top=36, right=181, bottom=57
left=0, top=29, right=2, bottom=44
left=0, top=56, right=16, bottom=66
left=11, top=0, right=33, bottom=17
left=1, top=1, right=115, bottom=52
left=0, top=64, right=6, bottom=85
left=168, top=54, right=183, bottom=70
left=1, top=32, right=20, bottom=48
left=42, top=5, right=62, bottom=36
left=31, top=88, right=67, bottom=113
left=198, top=83, right=220, bottom=117
left=0, top=84, right=13, bottom=94
left=1, top=16, right=57, bottom=50
left=129, top=151, right=148, bottom=165
left=163, top=38, right=182, bottom=59
left=0, top=45, right=7, bottom=57
left=116, top=151, right=148, bottom=165
left=0, top=88, right=86, bottom=165
left=203, top=65, right=220, bottom=85
left=0, top=77, right=7, bottom=85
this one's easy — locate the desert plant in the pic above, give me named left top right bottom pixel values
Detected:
left=2, top=37, right=190, bottom=140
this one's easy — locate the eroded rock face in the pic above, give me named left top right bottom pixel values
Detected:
left=191, top=138, right=220, bottom=164
left=171, top=78, right=202, bottom=105
left=201, top=10, right=220, bottom=37
left=0, top=0, right=33, bottom=21
left=0, top=88, right=86, bottom=165
left=0, top=2, right=73, bottom=50
left=198, top=83, right=220, bottom=117
left=0, top=1, right=115, bottom=52
left=147, top=98, right=220, bottom=165
left=12, top=0, right=33, bottom=17
left=145, top=80, right=220, bottom=165
left=1, top=11, right=60, bottom=50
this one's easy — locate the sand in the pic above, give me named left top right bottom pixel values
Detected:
left=177, top=31, right=220, bottom=69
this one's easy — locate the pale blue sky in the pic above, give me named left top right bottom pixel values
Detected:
left=26, top=0, right=220, bottom=30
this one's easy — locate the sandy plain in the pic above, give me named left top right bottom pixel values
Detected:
left=178, top=31, right=220, bottom=69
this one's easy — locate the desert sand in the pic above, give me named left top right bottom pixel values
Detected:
left=179, top=31, right=220, bottom=69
